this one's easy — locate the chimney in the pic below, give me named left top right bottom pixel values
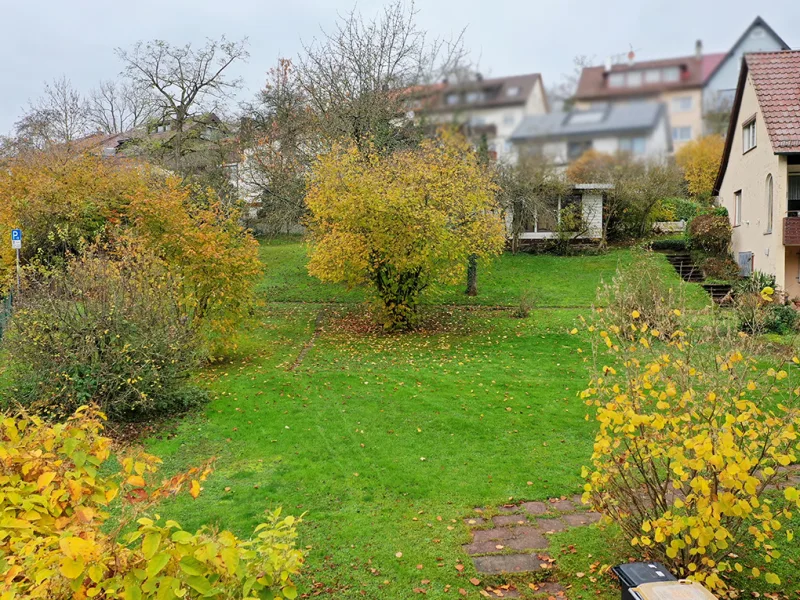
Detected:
left=695, top=39, right=703, bottom=60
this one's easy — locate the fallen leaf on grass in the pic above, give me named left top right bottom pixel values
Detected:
left=470, top=577, right=481, bottom=586
left=459, top=589, right=467, bottom=596
left=416, top=564, right=424, bottom=570
left=396, top=552, right=403, bottom=558
left=576, top=572, right=585, bottom=578
left=455, top=564, right=464, bottom=572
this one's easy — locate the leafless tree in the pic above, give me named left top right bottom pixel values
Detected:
left=240, top=59, right=319, bottom=233
left=15, top=76, right=88, bottom=148
left=116, top=37, right=249, bottom=165
left=548, top=55, right=594, bottom=111
left=86, top=80, right=157, bottom=134
left=296, top=0, right=469, bottom=151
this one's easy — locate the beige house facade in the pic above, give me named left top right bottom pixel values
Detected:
left=714, top=51, right=800, bottom=298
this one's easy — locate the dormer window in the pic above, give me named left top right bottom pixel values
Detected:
left=465, top=91, right=484, bottom=103
left=608, top=73, right=625, bottom=88
left=663, top=67, right=680, bottom=82
left=627, top=71, right=643, bottom=87
left=645, top=69, right=661, bottom=83
left=446, top=93, right=459, bottom=105
left=506, top=86, right=520, bottom=97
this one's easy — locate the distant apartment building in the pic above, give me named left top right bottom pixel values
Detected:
left=573, top=17, right=789, bottom=147
left=412, top=73, right=549, bottom=161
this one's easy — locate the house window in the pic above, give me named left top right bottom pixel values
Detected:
left=627, top=71, right=643, bottom=87
left=644, top=69, right=661, bottom=83
left=743, top=117, right=757, bottom=152
left=506, top=86, right=520, bottom=97
left=789, top=175, right=800, bottom=216
left=608, top=73, right=625, bottom=88
left=568, top=140, right=593, bottom=161
left=765, top=174, right=773, bottom=234
left=466, top=91, right=484, bottom=103
left=619, top=137, right=647, bottom=155
left=446, top=93, right=459, bottom=105
left=734, top=190, right=742, bottom=227
left=503, top=113, right=516, bottom=126
left=671, top=96, right=692, bottom=113
left=672, top=126, right=692, bottom=142
left=663, top=67, right=680, bottom=82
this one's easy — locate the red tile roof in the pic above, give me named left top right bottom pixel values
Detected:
left=746, top=51, right=800, bottom=153
left=575, top=54, right=725, bottom=100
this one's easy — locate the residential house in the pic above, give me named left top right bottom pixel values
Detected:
left=574, top=16, right=788, bottom=145
left=509, top=102, right=672, bottom=166
left=703, top=17, right=790, bottom=118
left=414, top=73, right=549, bottom=161
left=713, top=51, right=800, bottom=297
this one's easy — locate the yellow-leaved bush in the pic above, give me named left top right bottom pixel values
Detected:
left=0, top=407, right=303, bottom=599
left=578, top=308, right=800, bottom=593
left=305, top=129, right=506, bottom=330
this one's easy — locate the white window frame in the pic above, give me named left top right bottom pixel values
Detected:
left=608, top=73, right=625, bottom=88
left=743, top=117, right=757, bottom=153
left=734, top=190, right=742, bottom=227
left=627, top=71, right=643, bottom=87
left=662, top=67, right=680, bottom=82
left=506, top=86, right=520, bottom=97
left=671, top=96, right=692, bottom=113
left=672, top=126, right=692, bottom=142
left=765, top=174, right=773, bottom=234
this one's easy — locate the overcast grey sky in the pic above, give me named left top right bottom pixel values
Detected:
left=2, top=0, right=799, bottom=134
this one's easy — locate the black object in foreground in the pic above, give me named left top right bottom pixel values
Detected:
left=612, top=562, right=677, bottom=600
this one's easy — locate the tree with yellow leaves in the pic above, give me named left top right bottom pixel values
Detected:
left=675, top=135, right=725, bottom=200
left=578, top=304, right=800, bottom=594
left=305, top=131, right=505, bottom=330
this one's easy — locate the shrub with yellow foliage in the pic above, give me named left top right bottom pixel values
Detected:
left=0, top=406, right=303, bottom=599
left=305, top=130, right=505, bottom=330
left=675, top=135, right=725, bottom=200
left=578, top=308, right=800, bottom=593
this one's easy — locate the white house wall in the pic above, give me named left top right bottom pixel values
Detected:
left=704, top=24, right=787, bottom=112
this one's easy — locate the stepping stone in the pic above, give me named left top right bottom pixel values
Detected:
left=497, top=505, right=520, bottom=513
left=521, top=501, right=548, bottom=515
left=562, top=512, right=601, bottom=527
left=473, top=527, right=516, bottom=543
left=505, top=529, right=549, bottom=551
left=549, top=500, right=575, bottom=512
left=464, top=517, right=486, bottom=526
left=536, top=518, right=567, bottom=533
left=473, top=554, right=542, bottom=575
left=571, top=494, right=584, bottom=506
left=493, top=515, right=527, bottom=527
left=463, top=541, right=508, bottom=555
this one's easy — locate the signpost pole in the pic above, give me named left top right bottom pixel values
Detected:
left=10, top=229, right=21, bottom=298
left=15, top=248, right=20, bottom=296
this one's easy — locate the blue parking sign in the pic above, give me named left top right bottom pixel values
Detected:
left=11, top=229, right=21, bottom=241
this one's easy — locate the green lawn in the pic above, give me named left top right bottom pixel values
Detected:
left=143, top=240, right=725, bottom=598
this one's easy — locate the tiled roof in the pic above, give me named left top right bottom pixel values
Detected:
left=746, top=51, right=800, bottom=153
left=420, top=73, right=544, bottom=112
left=575, top=54, right=720, bottom=100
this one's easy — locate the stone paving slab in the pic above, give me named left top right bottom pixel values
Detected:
left=562, top=512, right=602, bottom=527
left=463, top=541, right=509, bottom=555
left=492, top=514, right=528, bottom=527
left=505, top=530, right=549, bottom=551
left=531, top=582, right=567, bottom=596
left=473, top=527, right=517, bottom=543
left=536, top=518, right=568, bottom=533
left=473, top=554, right=544, bottom=575
left=521, top=501, right=548, bottom=515
left=497, top=505, right=520, bottom=513
left=549, top=500, right=575, bottom=512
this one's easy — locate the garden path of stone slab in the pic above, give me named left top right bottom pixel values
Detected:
left=460, top=495, right=600, bottom=598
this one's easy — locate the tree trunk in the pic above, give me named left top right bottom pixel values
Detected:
left=466, top=254, right=478, bottom=296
